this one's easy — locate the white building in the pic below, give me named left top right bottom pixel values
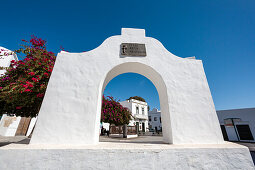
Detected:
left=120, top=99, right=149, bottom=132
left=0, top=46, right=36, bottom=136
left=148, top=108, right=162, bottom=132
left=217, top=108, right=255, bottom=142
left=0, top=46, right=18, bottom=76
left=147, top=107, right=255, bottom=142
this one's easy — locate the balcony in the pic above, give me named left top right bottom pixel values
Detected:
left=134, top=114, right=148, bottom=120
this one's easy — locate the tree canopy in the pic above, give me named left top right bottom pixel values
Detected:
left=127, top=96, right=146, bottom=102
left=0, top=36, right=56, bottom=117
left=101, top=96, right=132, bottom=126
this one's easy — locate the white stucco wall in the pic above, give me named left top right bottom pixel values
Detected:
left=26, top=117, right=37, bottom=136
left=217, top=108, right=255, bottom=142
left=0, top=143, right=253, bottom=170
left=0, top=115, right=37, bottom=137
left=0, top=114, right=21, bottom=136
left=31, top=28, right=224, bottom=145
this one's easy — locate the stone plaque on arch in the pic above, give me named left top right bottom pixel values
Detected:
left=120, top=43, right=146, bottom=56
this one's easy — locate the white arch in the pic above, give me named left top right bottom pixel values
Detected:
left=30, top=28, right=224, bottom=145
left=97, top=62, right=172, bottom=143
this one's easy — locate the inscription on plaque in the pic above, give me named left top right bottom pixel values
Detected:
left=120, top=43, right=146, bottom=56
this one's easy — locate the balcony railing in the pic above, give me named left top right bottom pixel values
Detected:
left=134, top=114, right=148, bottom=120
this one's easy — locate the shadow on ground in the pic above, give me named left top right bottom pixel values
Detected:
left=99, top=136, right=166, bottom=144
left=0, top=136, right=30, bottom=147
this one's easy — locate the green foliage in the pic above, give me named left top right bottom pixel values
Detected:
left=0, top=36, right=56, bottom=117
left=128, top=96, right=146, bottom=102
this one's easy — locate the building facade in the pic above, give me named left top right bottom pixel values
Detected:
left=147, top=107, right=255, bottom=141
left=217, top=108, right=255, bottom=142
left=0, top=46, right=18, bottom=76
left=148, top=108, right=162, bottom=132
left=120, top=99, right=149, bottom=132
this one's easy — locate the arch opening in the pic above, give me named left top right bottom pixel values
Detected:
left=97, top=62, right=173, bottom=144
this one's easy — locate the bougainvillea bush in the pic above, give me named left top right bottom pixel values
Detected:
left=101, top=96, right=132, bottom=126
left=0, top=36, right=56, bottom=117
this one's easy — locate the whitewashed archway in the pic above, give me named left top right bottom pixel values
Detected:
left=30, top=28, right=224, bottom=145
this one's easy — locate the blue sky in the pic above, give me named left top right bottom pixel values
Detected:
left=104, top=73, right=160, bottom=110
left=1, top=0, right=254, bottom=110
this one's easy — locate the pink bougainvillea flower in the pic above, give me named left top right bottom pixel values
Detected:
left=16, top=106, right=22, bottom=109
left=28, top=72, right=35, bottom=76
left=36, top=93, right=44, bottom=98
left=24, top=89, right=32, bottom=92
left=32, top=78, right=38, bottom=82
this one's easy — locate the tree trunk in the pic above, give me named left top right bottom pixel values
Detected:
left=123, top=124, right=127, bottom=138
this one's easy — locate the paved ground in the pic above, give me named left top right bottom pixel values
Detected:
left=1, top=135, right=255, bottom=147
left=0, top=136, right=165, bottom=147
left=99, top=135, right=164, bottom=144
left=0, top=136, right=30, bottom=147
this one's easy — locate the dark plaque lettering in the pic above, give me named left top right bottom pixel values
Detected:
left=120, top=43, right=146, bottom=56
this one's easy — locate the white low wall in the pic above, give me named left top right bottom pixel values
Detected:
left=0, top=143, right=253, bottom=170
left=0, top=115, right=21, bottom=136
left=0, top=115, right=37, bottom=137
left=26, top=117, right=37, bottom=136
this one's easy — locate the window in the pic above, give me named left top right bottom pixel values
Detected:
left=236, top=125, right=254, bottom=140
left=136, top=106, right=139, bottom=114
left=142, top=108, right=144, bottom=115
left=149, top=116, right=151, bottom=121
left=154, top=117, right=157, bottom=121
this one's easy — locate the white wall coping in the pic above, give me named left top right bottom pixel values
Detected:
left=121, top=28, right=145, bottom=38
left=0, top=142, right=249, bottom=150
